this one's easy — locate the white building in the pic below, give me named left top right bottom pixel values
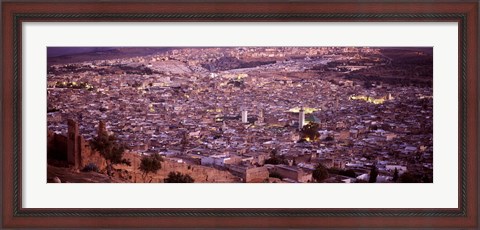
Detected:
left=201, top=154, right=231, bottom=167
left=298, top=107, right=305, bottom=129
left=241, top=110, right=248, bottom=123
left=385, top=165, right=408, bottom=174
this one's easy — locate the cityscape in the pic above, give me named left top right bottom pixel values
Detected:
left=47, top=47, right=433, bottom=183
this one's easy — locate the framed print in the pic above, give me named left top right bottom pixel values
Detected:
left=1, top=0, right=478, bottom=228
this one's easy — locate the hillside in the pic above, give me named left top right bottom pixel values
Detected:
left=47, top=152, right=241, bottom=183
left=47, top=47, right=172, bottom=66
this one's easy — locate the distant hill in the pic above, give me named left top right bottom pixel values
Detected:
left=47, top=47, right=173, bottom=66
left=47, top=47, right=116, bottom=57
left=380, top=47, right=433, bottom=65
left=379, top=47, right=433, bottom=55
left=344, top=47, right=433, bottom=87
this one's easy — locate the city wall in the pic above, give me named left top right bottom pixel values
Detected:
left=47, top=120, right=107, bottom=171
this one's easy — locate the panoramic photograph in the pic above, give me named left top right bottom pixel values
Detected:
left=46, top=47, right=433, bottom=183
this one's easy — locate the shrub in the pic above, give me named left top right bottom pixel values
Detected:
left=139, top=153, right=163, bottom=182
left=312, top=163, right=329, bottom=182
left=164, top=171, right=194, bottom=183
left=81, top=163, right=99, bottom=172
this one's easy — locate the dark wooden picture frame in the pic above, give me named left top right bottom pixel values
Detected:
left=1, top=0, right=478, bottom=228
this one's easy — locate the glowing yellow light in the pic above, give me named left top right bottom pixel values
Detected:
left=287, top=107, right=318, bottom=114
left=350, top=95, right=385, bottom=104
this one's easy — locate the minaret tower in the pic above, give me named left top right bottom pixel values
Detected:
left=299, top=107, right=305, bottom=129
left=241, top=108, right=248, bottom=123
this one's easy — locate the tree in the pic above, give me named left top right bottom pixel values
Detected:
left=341, top=169, right=357, bottom=178
left=164, top=171, right=194, bottom=183
left=324, top=135, right=334, bottom=141
left=90, top=132, right=130, bottom=176
left=180, top=132, right=189, bottom=153
left=421, top=173, right=433, bottom=183
left=300, top=122, right=320, bottom=142
left=369, top=165, right=378, bottom=183
left=392, top=168, right=399, bottom=182
left=139, top=153, right=163, bottom=183
left=399, top=172, right=422, bottom=183
left=328, top=168, right=357, bottom=178
left=312, top=163, right=329, bottom=182
left=264, top=149, right=288, bottom=165
left=364, top=80, right=373, bottom=89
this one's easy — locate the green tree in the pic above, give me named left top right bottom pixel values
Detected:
left=392, top=168, right=399, bottom=182
left=264, top=149, right=288, bottom=165
left=139, top=153, right=164, bottom=183
left=324, top=135, right=334, bottom=141
left=90, top=132, right=130, bottom=176
left=369, top=165, right=378, bottom=183
left=312, top=163, right=329, bottom=182
left=180, top=132, right=189, bottom=153
left=399, top=172, right=422, bottom=183
left=300, top=122, right=320, bottom=142
left=421, top=172, right=433, bottom=183
left=164, top=171, right=194, bottom=183
left=340, top=169, right=357, bottom=178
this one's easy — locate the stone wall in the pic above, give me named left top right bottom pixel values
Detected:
left=226, top=164, right=269, bottom=183
left=116, top=153, right=241, bottom=183
left=78, top=136, right=107, bottom=171
left=67, top=119, right=80, bottom=168
left=272, top=165, right=312, bottom=182
left=47, top=130, right=68, bottom=161
left=245, top=166, right=269, bottom=182
left=48, top=120, right=107, bottom=171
